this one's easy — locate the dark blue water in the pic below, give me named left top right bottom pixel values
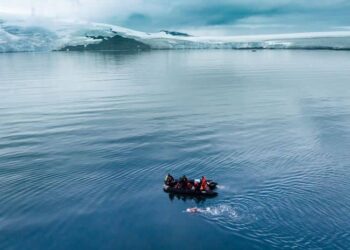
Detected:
left=1, top=50, right=350, bottom=250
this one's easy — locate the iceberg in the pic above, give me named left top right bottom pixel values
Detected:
left=1, top=14, right=350, bottom=52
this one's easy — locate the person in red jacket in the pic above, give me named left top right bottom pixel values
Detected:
left=200, top=176, right=207, bottom=191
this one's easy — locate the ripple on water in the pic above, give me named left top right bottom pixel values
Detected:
left=1, top=51, right=350, bottom=250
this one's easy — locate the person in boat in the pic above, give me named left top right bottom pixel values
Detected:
left=194, top=180, right=200, bottom=191
left=187, top=181, right=193, bottom=190
left=179, top=175, right=188, bottom=189
left=200, top=176, right=208, bottom=191
left=164, top=174, right=175, bottom=186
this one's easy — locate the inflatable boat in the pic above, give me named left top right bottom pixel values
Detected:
left=163, top=176, right=218, bottom=197
left=163, top=185, right=218, bottom=197
left=165, top=179, right=217, bottom=189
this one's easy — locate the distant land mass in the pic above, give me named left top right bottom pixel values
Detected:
left=1, top=14, right=350, bottom=52
left=59, top=34, right=151, bottom=51
left=159, top=30, right=191, bottom=37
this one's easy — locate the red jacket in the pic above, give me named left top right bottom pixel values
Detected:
left=201, top=177, right=207, bottom=190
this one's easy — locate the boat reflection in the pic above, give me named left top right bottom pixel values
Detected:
left=167, top=192, right=216, bottom=204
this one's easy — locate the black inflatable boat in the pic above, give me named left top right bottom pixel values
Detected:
left=163, top=177, right=218, bottom=197
left=167, top=179, right=218, bottom=189
left=163, top=185, right=218, bottom=197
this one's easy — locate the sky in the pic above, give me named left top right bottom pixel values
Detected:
left=0, top=0, right=350, bottom=35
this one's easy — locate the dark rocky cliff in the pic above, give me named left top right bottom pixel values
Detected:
left=59, top=34, right=151, bottom=51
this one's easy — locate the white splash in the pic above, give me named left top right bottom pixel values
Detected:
left=186, top=204, right=238, bottom=219
left=216, top=185, right=227, bottom=190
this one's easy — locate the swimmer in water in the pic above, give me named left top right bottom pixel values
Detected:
left=186, top=207, right=200, bottom=213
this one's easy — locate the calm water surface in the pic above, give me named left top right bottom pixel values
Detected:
left=0, top=50, right=350, bottom=250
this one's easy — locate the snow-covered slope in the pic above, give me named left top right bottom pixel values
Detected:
left=1, top=14, right=350, bottom=52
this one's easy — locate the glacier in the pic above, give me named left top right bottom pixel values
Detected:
left=1, top=14, right=350, bottom=52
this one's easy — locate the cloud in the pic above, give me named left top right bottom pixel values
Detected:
left=0, top=0, right=350, bottom=35
left=124, top=13, right=152, bottom=30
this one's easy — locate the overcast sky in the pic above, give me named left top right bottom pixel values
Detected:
left=1, top=0, right=350, bottom=35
